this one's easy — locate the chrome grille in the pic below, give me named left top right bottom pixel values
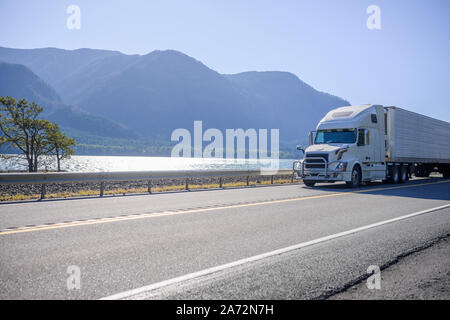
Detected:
left=304, top=153, right=328, bottom=169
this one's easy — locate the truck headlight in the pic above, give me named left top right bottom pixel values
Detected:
left=335, top=161, right=348, bottom=171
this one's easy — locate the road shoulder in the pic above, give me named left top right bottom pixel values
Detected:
left=329, top=236, right=450, bottom=300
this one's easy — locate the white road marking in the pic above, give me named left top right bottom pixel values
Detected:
left=99, top=203, right=450, bottom=300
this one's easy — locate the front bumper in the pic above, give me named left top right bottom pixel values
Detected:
left=293, top=160, right=350, bottom=182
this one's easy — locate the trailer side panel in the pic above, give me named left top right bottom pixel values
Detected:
left=386, top=107, right=450, bottom=163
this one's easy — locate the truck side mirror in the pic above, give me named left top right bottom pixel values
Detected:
left=336, top=145, right=349, bottom=160
left=308, top=131, right=314, bottom=146
left=296, top=145, right=305, bottom=154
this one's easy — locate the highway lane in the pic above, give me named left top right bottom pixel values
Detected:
left=0, top=181, right=315, bottom=231
left=0, top=177, right=449, bottom=299
left=0, top=177, right=446, bottom=231
left=131, top=207, right=450, bottom=300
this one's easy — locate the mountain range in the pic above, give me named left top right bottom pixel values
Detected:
left=0, top=46, right=350, bottom=156
left=0, top=62, right=137, bottom=139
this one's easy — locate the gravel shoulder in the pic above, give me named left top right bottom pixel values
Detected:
left=0, top=175, right=296, bottom=201
left=329, top=236, right=450, bottom=300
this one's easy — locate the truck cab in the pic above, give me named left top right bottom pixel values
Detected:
left=294, top=104, right=386, bottom=187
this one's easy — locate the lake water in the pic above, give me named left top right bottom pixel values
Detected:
left=0, top=154, right=297, bottom=172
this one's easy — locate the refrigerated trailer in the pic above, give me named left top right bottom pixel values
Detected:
left=293, top=104, right=450, bottom=187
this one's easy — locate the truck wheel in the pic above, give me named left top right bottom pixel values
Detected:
left=391, top=166, right=400, bottom=184
left=303, top=180, right=316, bottom=187
left=416, top=172, right=429, bottom=178
left=399, top=166, right=409, bottom=183
left=346, top=165, right=361, bottom=188
left=415, top=166, right=430, bottom=178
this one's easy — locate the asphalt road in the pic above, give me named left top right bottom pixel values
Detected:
left=0, top=177, right=449, bottom=299
left=330, top=236, right=450, bottom=300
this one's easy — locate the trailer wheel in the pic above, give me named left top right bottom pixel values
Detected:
left=303, top=180, right=316, bottom=187
left=399, top=166, right=409, bottom=183
left=391, top=166, right=400, bottom=184
left=346, top=165, right=361, bottom=188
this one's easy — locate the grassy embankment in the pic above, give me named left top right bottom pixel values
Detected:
left=0, top=178, right=299, bottom=201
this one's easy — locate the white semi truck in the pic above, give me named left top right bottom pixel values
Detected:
left=293, top=104, right=450, bottom=187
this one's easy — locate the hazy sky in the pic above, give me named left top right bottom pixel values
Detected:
left=1, top=0, right=449, bottom=121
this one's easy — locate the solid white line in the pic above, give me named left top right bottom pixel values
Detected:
left=99, top=203, right=450, bottom=300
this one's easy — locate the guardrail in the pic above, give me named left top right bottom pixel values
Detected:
left=0, top=169, right=295, bottom=199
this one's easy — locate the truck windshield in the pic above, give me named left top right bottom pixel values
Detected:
left=314, top=129, right=356, bottom=144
